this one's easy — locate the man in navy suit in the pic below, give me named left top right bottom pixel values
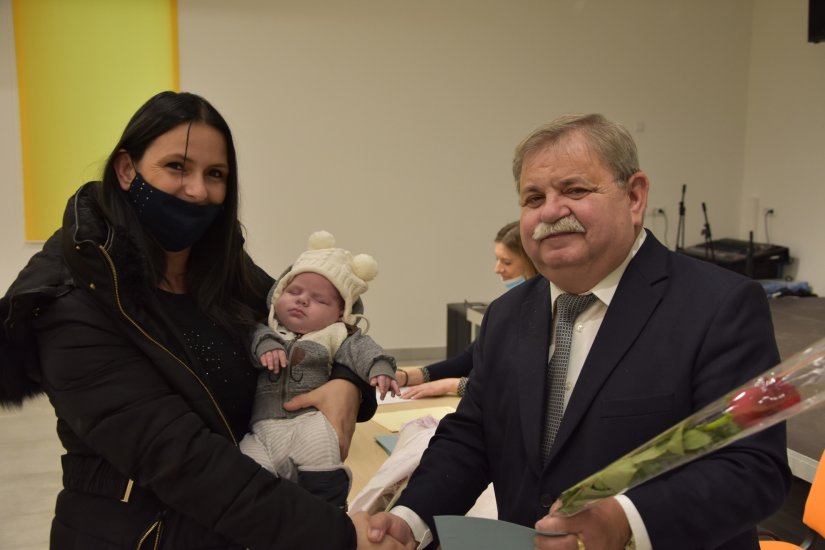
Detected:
left=362, top=114, right=790, bottom=549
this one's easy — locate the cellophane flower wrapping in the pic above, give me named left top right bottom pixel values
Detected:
left=555, top=335, right=825, bottom=516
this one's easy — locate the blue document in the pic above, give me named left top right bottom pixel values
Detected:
left=374, top=434, right=398, bottom=455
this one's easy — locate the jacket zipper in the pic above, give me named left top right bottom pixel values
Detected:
left=97, top=245, right=237, bottom=444
left=281, top=339, right=294, bottom=411
left=136, top=518, right=163, bottom=550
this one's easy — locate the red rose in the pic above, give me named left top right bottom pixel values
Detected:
left=727, top=379, right=802, bottom=428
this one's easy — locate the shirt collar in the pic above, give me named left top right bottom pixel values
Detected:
left=549, top=229, right=647, bottom=308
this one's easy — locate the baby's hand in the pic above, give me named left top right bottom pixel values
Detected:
left=370, top=374, right=401, bottom=400
left=260, top=349, right=288, bottom=373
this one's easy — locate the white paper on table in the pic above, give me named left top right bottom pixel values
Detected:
left=375, top=387, right=410, bottom=405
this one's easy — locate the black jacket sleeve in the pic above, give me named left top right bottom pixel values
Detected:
left=424, top=344, right=474, bottom=380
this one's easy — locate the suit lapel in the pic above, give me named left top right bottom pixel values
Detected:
left=516, top=278, right=553, bottom=477
left=543, top=233, right=670, bottom=467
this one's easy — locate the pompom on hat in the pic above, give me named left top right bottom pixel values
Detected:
left=272, top=230, right=378, bottom=330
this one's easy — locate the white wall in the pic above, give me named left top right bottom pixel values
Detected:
left=4, top=0, right=815, bottom=352
left=741, top=0, right=825, bottom=287
left=175, top=0, right=755, bottom=349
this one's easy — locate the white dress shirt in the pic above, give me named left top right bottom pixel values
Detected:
left=393, top=230, right=652, bottom=550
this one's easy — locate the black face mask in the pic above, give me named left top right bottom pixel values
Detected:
left=125, top=172, right=223, bottom=252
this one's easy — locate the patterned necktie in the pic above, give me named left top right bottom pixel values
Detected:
left=541, top=292, right=597, bottom=463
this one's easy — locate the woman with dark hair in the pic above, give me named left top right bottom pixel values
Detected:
left=0, top=91, right=399, bottom=549
left=399, top=221, right=537, bottom=399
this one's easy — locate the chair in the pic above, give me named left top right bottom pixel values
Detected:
left=760, top=450, right=825, bottom=549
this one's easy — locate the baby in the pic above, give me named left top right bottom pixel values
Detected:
left=239, top=230, right=398, bottom=509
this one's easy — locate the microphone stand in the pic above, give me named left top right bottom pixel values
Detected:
left=701, top=202, right=715, bottom=261
left=675, top=184, right=686, bottom=251
left=745, top=230, right=755, bottom=278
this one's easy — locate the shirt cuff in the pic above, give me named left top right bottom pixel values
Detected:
left=614, top=495, right=652, bottom=550
left=390, top=506, right=432, bottom=549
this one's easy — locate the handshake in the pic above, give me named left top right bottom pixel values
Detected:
left=351, top=512, right=417, bottom=549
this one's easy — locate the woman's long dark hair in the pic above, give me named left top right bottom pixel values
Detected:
left=98, top=91, right=270, bottom=337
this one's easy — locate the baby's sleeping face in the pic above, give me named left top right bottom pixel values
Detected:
left=275, top=272, right=344, bottom=335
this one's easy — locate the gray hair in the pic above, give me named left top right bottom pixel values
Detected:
left=512, top=113, right=640, bottom=190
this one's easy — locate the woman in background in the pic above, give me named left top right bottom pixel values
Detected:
left=399, top=221, right=536, bottom=399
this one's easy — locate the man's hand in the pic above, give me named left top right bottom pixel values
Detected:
left=533, top=498, right=631, bottom=550
left=362, top=512, right=417, bottom=548
left=401, top=378, right=460, bottom=399
left=283, top=378, right=359, bottom=459
left=351, top=512, right=416, bottom=549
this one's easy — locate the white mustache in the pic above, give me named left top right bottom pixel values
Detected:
left=532, top=217, right=586, bottom=240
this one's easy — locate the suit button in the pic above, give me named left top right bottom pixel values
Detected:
left=540, top=494, right=554, bottom=508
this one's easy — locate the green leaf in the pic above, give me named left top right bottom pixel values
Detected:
left=592, top=458, right=638, bottom=491
left=663, top=422, right=685, bottom=455
left=699, top=413, right=733, bottom=432
left=630, top=444, right=669, bottom=465
left=682, top=429, right=712, bottom=451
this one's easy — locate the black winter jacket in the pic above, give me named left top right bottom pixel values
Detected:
left=0, top=182, right=366, bottom=549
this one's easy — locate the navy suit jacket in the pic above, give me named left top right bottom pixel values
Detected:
left=397, top=232, right=791, bottom=549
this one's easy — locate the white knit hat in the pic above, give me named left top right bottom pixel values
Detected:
left=271, top=230, right=379, bottom=329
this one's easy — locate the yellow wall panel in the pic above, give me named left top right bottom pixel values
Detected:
left=13, top=0, right=179, bottom=241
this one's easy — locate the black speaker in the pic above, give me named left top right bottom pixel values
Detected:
left=446, top=303, right=473, bottom=359
left=810, top=0, right=825, bottom=43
